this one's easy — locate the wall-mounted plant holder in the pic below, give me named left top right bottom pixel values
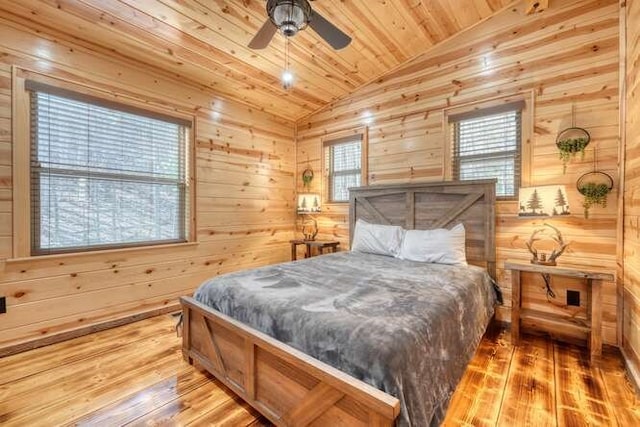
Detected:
left=577, top=171, right=613, bottom=219
left=556, top=126, right=590, bottom=174
left=302, top=167, right=314, bottom=190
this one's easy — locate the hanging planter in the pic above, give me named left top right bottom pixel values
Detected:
left=577, top=171, right=613, bottom=219
left=302, top=167, right=314, bottom=189
left=556, top=127, right=590, bottom=174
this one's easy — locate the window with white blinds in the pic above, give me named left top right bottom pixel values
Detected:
left=29, top=84, right=190, bottom=255
left=451, top=104, right=522, bottom=199
left=324, top=136, right=362, bottom=203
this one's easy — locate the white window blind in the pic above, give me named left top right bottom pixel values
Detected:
left=451, top=105, right=522, bottom=199
left=325, top=137, right=362, bottom=202
left=29, top=85, right=190, bottom=254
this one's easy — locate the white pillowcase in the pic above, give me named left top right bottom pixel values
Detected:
left=399, top=223, right=467, bottom=266
left=351, top=219, right=404, bottom=257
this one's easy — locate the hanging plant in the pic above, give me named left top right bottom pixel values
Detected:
left=577, top=171, right=613, bottom=219
left=556, top=127, right=590, bottom=174
left=302, top=167, right=314, bottom=189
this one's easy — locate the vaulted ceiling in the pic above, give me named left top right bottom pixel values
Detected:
left=0, top=0, right=515, bottom=119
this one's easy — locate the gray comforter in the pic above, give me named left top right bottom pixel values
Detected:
left=194, top=251, right=496, bottom=426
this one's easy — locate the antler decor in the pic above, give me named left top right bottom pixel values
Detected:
left=525, top=223, right=570, bottom=266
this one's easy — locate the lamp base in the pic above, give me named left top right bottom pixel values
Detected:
left=301, top=218, right=318, bottom=241
left=531, top=259, right=557, bottom=266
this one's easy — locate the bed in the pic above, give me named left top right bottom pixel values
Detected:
left=180, top=180, right=497, bottom=426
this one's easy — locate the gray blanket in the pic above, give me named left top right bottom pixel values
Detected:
left=194, top=251, right=496, bottom=426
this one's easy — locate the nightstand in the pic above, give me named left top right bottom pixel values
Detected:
left=505, top=259, right=614, bottom=363
left=290, top=239, right=340, bottom=261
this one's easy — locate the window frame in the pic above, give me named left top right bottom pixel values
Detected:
left=444, top=92, right=533, bottom=201
left=12, top=71, right=196, bottom=258
left=321, top=129, right=368, bottom=205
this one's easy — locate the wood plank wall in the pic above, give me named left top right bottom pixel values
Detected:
left=623, top=0, right=640, bottom=374
left=0, top=13, right=296, bottom=350
left=296, top=0, right=621, bottom=345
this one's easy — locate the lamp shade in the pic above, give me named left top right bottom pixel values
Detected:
left=518, top=185, right=570, bottom=217
left=297, top=193, right=321, bottom=214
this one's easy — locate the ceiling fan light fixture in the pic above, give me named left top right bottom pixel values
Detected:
left=268, top=0, right=311, bottom=37
left=249, top=0, right=351, bottom=50
left=281, top=70, right=294, bottom=90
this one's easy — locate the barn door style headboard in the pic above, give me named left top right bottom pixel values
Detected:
left=349, top=180, right=496, bottom=278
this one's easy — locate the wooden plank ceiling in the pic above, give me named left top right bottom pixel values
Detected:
left=0, top=0, right=514, bottom=120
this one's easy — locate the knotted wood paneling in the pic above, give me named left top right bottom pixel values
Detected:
left=297, top=0, right=621, bottom=345
left=623, top=0, right=640, bottom=381
left=0, top=20, right=296, bottom=351
left=0, top=0, right=514, bottom=119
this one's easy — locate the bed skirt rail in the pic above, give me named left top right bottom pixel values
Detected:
left=180, top=296, right=400, bottom=426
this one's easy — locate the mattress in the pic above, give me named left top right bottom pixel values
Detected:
left=193, top=251, right=496, bottom=426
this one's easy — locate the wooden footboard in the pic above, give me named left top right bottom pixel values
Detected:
left=180, top=296, right=400, bottom=426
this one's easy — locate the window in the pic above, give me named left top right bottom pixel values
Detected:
left=450, top=102, right=523, bottom=199
left=324, top=135, right=363, bottom=203
left=28, top=82, right=191, bottom=255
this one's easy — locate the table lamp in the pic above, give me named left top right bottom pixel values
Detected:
left=297, top=193, right=321, bottom=240
left=518, top=185, right=570, bottom=265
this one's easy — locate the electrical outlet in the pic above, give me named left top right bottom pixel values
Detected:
left=0, top=296, right=6, bottom=314
left=567, top=290, right=580, bottom=307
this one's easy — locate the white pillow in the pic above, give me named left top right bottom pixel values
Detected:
left=351, top=219, right=404, bottom=257
left=399, top=223, right=467, bottom=265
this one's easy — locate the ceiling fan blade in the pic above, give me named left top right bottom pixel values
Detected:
left=248, top=20, right=277, bottom=49
left=308, top=10, right=351, bottom=50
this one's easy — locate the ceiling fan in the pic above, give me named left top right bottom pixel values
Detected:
left=248, top=0, right=352, bottom=50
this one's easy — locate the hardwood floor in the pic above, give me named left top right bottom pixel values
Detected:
left=0, top=314, right=268, bottom=426
left=444, top=326, right=640, bottom=426
left=0, top=314, right=637, bottom=426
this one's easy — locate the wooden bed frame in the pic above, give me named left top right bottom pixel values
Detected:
left=180, top=180, right=496, bottom=426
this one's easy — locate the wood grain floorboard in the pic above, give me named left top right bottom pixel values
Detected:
left=496, top=335, right=556, bottom=427
left=598, top=349, right=640, bottom=426
left=0, top=315, right=170, bottom=385
left=0, top=314, right=638, bottom=426
left=443, top=326, right=514, bottom=427
left=72, top=370, right=214, bottom=426
left=553, top=341, right=615, bottom=426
